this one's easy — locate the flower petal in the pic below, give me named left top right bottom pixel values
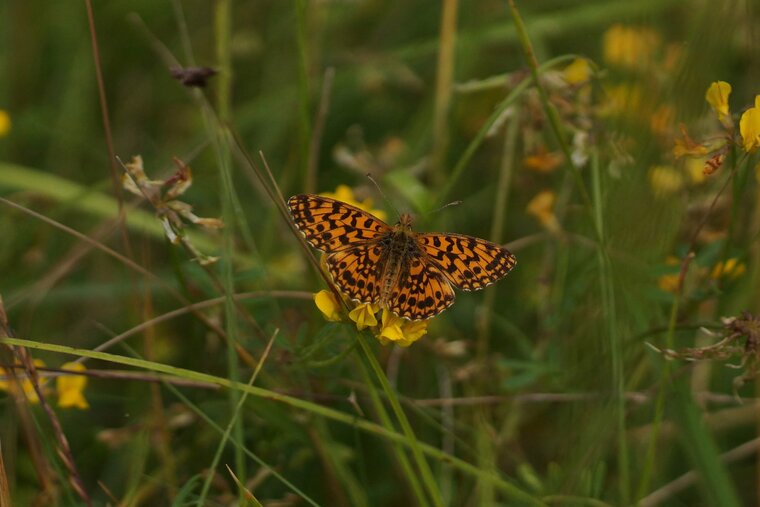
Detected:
left=740, top=97, right=760, bottom=153
left=705, top=81, right=732, bottom=122
left=57, top=362, right=89, bottom=410
left=314, top=290, right=342, bottom=322
left=349, top=303, right=380, bottom=330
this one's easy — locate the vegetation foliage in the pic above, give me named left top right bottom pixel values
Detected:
left=1, top=0, right=760, bottom=505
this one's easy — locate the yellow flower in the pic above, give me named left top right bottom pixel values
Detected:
left=711, top=258, right=746, bottom=280
left=685, top=158, right=706, bottom=184
left=57, top=362, right=89, bottom=410
left=650, top=105, right=674, bottom=137
left=526, top=191, right=559, bottom=232
left=657, top=274, right=680, bottom=293
left=563, top=58, right=591, bottom=85
left=657, top=256, right=681, bottom=294
left=740, top=96, right=760, bottom=153
left=602, top=25, right=660, bottom=69
left=321, top=185, right=388, bottom=222
left=523, top=149, right=563, bottom=173
left=314, top=290, right=342, bottom=322
left=601, top=84, right=643, bottom=117
left=377, top=309, right=428, bottom=347
left=0, top=359, right=46, bottom=404
left=349, top=303, right=380, bottom=330
left=705, top=81, right=732, bottom=122
left=0, top=110, right=10, bottom=137
left=648, top=165, right=683, bottom=198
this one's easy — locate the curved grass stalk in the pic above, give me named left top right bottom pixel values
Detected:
left=1, top=336, right=544, bottom=505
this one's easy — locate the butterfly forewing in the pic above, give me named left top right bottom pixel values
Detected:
left=416, top=233, right=516, bottom=291
left=288, top=194, right=390, bottom=252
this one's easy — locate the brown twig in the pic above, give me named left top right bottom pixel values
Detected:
left=83, top=0, right=133, bottom=262
left=0, top=440, right=12, bottom=506
left=306, top=67, right=335, bottom=194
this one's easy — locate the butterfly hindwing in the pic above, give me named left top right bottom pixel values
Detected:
left=325, top=243, right=385, bottom=304
left=288, top=194, right=390, bottom=253
left=386, top=256, right=455, bottom=320
left=416, top=233, right=516, bottom=291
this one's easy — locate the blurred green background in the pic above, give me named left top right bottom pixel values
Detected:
left=1, top=0, right=760, bottom=505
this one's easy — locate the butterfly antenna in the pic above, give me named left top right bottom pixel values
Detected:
left=425, top=200, right=463, bottom=217
left=366, top=173, right=402, bottom=220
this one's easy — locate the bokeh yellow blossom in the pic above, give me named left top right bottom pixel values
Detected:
left=0, top=110, right=10, bottom=137
left=523, top=150, right=563, bottom=173
left=705, top=81, right=732, bottom=122
left=657, top=256, right=681, bottom=294
left=740, top=96, right=760, bottom=153
left=603, top=25, right=660, bottom=69
left=377, top=310, right=428, bottom=347
left=314, top=290, right=342, bottom=322
left=711, top=258, right=746, bottom=280
left=526, top=191, right=559, bottom=232
left=602, top=84, right=643, bottom=117
left=57, top=362, right=89, bottom=410
left=648, top=165, right=683, bottom=198
left=321, top=185, right=388, bottom=222
left=650, top=105, right=674, bottom=137
left=0, top=359, right=46, bottom=404
left=563, top=58, right=591, bottom=85
left=685, top=158, right=706, bottom=185
left=349, top=303, right=380, bottom=330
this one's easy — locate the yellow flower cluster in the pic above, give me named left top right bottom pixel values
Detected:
left=657, top=256, right=746, bottom=295
left=711, top=258, right=746, bottom=281
left=0, top=360, right=89, bottom=409
left=314, top=290, right=428, bottom=347
left=671, top=81, right=760, bottom=185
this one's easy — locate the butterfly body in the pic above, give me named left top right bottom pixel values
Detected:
left=288, top=194, right=516, bottom=321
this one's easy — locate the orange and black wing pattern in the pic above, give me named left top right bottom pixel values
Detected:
left=324, top=243, right=385, bottom=304
left=287, top=194, right=390, bottom=253
left=386, top=256, right=455, bottom=320
left=416, top=233, right=516, bottom=291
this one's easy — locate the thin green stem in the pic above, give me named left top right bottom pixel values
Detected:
left=294, top=0, right=312, bottom=190
left=591, top=152, right=628, bottom=503
left=356, top=357, right=430, bottom=507
left=213, top=0, right=246, bottom=492
left=430, top=0, right=459, bottom=187
left=506, top=1, right=596, bottom=237
left=197, top=333, right=276, bottom=505
left=356, top=334, right=443, bottom=507
left=636, top=295, right=678, bottom=500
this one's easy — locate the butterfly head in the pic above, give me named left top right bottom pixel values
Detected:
left=395, top=213, right=414, bottom=232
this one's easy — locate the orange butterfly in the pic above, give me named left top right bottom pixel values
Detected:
left=288, top=194, right=516, bottom=320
